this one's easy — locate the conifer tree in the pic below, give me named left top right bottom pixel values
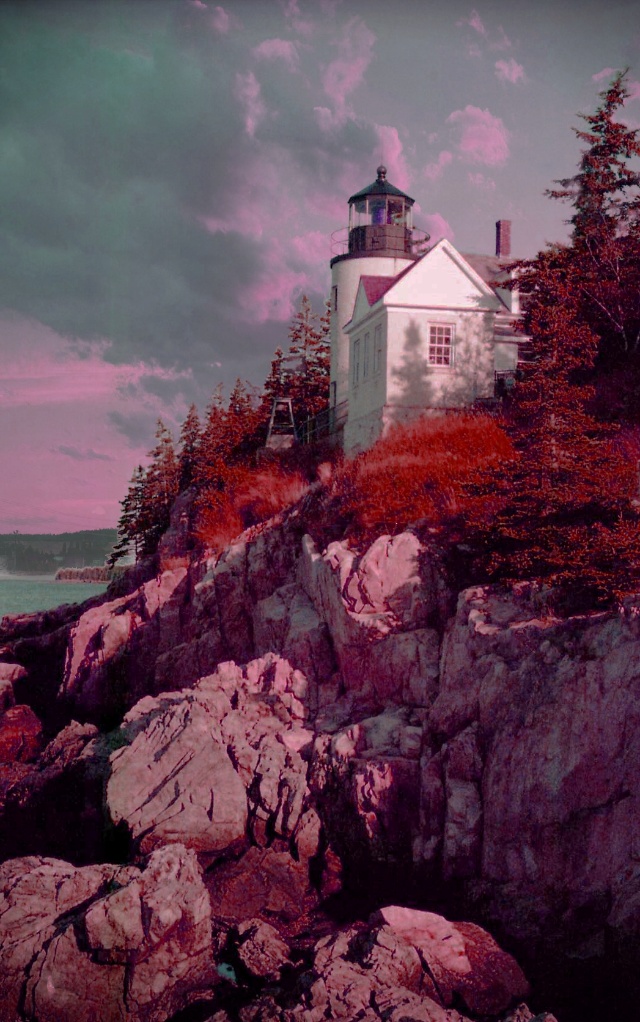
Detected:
left=287, top=294, right=330, bottom=421
left=177, top=403, right=201, bottom=491
left=137, top=420, right=180, bottom=557
left=108, top=465, right=146, bottom=566
left=547, top=69, right=640, bottom=376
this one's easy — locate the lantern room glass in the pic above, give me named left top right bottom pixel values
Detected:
left=348, top=196, right=412, bottom=231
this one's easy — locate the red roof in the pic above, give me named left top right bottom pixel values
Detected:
left=360, top=275, right=399, bottom=305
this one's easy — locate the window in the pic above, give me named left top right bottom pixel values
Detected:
left=363, top=333, right=370, bottom=378
left=428, top=324, right=453, bottom=366
left=330, top=381, right=337, bottom=407
left=332, top=285, right=338, bottom=313
left=353, top=338, right=360, bottom=386
left=373, top=324, right=382, bottom=374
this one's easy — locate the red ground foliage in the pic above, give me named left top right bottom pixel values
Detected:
left=325, top=412, right=514, bottom=541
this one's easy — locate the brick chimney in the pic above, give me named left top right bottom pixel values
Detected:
left=495, top=219, right=511, bottom=258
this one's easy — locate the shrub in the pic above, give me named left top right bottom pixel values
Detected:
left=329, top=412, right=514, bottom=541
left=194, top=464, right=310, bottom=552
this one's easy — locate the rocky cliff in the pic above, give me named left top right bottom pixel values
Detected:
left=0, top=499, right=637, bottom=1020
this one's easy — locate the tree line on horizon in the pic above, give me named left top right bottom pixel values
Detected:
left=110, top=72, right=640, bottom=609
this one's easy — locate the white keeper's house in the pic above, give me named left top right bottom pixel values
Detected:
left=328, top=166, right=525, bottom=454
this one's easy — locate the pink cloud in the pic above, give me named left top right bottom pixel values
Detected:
left=253, top=38, right=299, bottom=72
left=374, top=125, right=410, bottom=192
left=245, top=267, right=310, bottom=324
left=592, top=67, right=616, bottom=82
left=495, top=58, right=526, bottom=84
left=201, top=151, right=329, bottom=324
left=447, top=105, right=510, bottom=166
left=291, top=231, right=331, bottom=264
left=211, top=5, right=230, bottom=34
left=424, top=150, right=453, bottom=182
left=457, top=9, right=487, bottom=37
left=0, top=318, right=191, bottom=532
left=234, top=71, right=266, bottom=137
left=457, top=10, right=511, bottom=52
left=320, top=16, right=376, bottom=126
left=468, top=171, right=496, bottom=191
left=423, top=213, right=454, bottom=244
left=281, top=0, right=314, bottom=37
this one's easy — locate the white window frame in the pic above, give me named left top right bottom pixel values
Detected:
left=373, top=324, right=382, bottom=374
left=363, top=332, right=370, bottom=379
left=428, top=323, right=454, bottom=367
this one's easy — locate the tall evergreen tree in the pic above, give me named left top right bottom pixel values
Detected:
left=108, top=464, right=146, bottom=566
left=547, top=70, right=640, bottom=375
left=177, top=403, right=201, bottom=491
left=136, top=421, right=180, bottom=558
left=267, top=295, right=330, bottom=426
left=463, top=77, right=640, bottom=603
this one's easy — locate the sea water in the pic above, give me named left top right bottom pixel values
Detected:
left=0, top=572, right=108, bottom=621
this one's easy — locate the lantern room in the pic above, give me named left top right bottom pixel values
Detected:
left=347, top=165, right=415, bottom=257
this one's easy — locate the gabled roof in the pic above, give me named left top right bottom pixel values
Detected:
left=346, top=238, right=505, bottom=331
left=462, top=253, right=511, bottom=285
left=360, top=275, right=400, bottom=306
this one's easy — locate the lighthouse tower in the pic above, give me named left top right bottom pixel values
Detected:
left=329, top=166, right=422, bottom=421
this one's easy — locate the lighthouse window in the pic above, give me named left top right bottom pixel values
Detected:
left=370, top=199, right=386, bottom=225
left=363, top=333, right=370, bottom=378
left=353, top=338, right=361, bottom=386
left=428, top=325, right=453, bottom=366
left=373, top=325, right=382, bottom=374
left=332, top=285, right=338, bottom=313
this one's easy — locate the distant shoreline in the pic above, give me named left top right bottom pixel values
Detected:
left=54, top=565, right=114, bottom=583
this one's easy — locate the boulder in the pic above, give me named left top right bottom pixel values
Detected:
left=235, top=918, right=291, bottom=980
left=0, top=844, right=214, bottom=1022
left=0, top=704, right=43, bottom=763
left=373, top=905, right=529, bottom=1016
left=107, top=656, right=317, bottom=858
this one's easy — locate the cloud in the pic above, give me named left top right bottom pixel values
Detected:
left=282, top=0, right=315, bottom=37
left=457, top=9, right=487, bottom=37
left=56, top=446, right=114, bottom=462
left=423, top=213, right=454, bottom=244
left=424, top=150, right=453, bottom=182
left=468, top=171, right=496, bottom=191
left=457, top=9, right=511, bottom=52
left=234, top=71, right=266, bottom=137
left=374, top=125, right=410, bottom=192
left=0, top=317, right=194, bottom=531
left=495, top=58, right=526, bottom=84
left=320, top=16, right=376, bottom=127
left=211, top=6, right=230, bottom=34
left=592, top=67, right=616, bottom=82
left=447, top=106, right=510, bottom=166
left=253, top=38, right=299, bottom=72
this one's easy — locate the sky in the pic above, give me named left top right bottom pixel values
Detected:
left=0, top=0, right=639, bottom=534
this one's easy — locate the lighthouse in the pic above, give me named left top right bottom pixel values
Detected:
left=329, top=166, right=423, bottom=421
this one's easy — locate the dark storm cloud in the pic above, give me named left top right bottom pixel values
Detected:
left=108, top=409, right=165, bottom=447
left=0, top=0, right=270, bottom=375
